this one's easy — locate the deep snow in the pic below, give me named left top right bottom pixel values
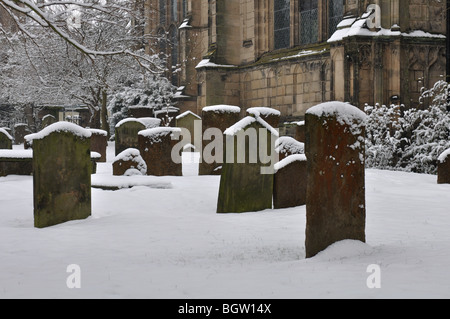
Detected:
left=1, top=142, right=450, bottom=299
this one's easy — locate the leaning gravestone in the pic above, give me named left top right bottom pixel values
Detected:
left=0, top=128, right=13, bottom=149
left=138, top=127, right=182, bottom=176
left=305, top=101, right=367, bottom=258
left=437, top=148, right=450, bottom=184
left=246, top=107, right=281, bottom=129
left=200, top=105, right=241, bottom=175
left=273, top=154, right=307, bottom=209
left=217, top=115, right=278, bottom=214
left=115, top=118, right=146, bottom=156
left=29, top=122, right=92, bottom=228
left=14, top=123, right=31, bottom=145
left=88, top=129, right=108, bottom=162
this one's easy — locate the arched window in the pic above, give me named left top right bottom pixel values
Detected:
left=274, top=0, right=290, bottom=50
left=329, top=0, right=344, bottom=36
left=300, top=0, right=318, bottom=45
left=159, top=0, right=167, bottom=25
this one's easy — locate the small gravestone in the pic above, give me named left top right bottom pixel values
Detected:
left=217, top=115, right=278, bottom=214
left=115, top=118, right=146, bottom=156
left=138, top=127, right=182, bottom=176
left=275, top=136, right=305, bottom=161
left=295, top=121, right=305, bottom=142
left=200, top=105, right=241, bottom=175
left=112, top=148, right=147, bottom=176
left=155, top=107, right=180, bottom=127
left=246, top=107, right=281, bottom=128
left=437, top=149, right=450, bottom=184
left=88, top=129, right=108, bottom=162
left=273, top=154, right=307, bottom=209
left=128, top=106, right=154, bottom=119
left=41, top=114, right=57, bottom=129
left=14, top=123, right=31, bottom=145
left=176, top=111, right=202, bottom=152
left=0, top=150, right=33, bottom=177
left=0, top=128, right=13, bottom=149
left=305, top=101, right=367, bottom=258
left=29, top=122, right=92, bottom=228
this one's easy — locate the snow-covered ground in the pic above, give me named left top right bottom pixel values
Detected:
left=1, top=142, right=450, bottom=299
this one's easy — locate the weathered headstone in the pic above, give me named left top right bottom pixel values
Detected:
left=437, top=148, right=450, bottom=184
left=115, top=118, right=146, bottom=156
left=88, top=129, right=108, bottom=162
left=176, top=111, right=202, bottom=152
left=41, top=114, right=58, bottom=129
left=138, top=127, right=182, bottom=176
left=273, top=154, right=307, bottom=209
left=275, top=136, right=305, bottom=161
left=0, top=150, right=33, bottom=177
left=128, top=106, right=154, bottom=119
left=246, top=107, right=281, bottom=128
left=155, top=107, right=180, bottom=127
left=305, top=101, right=367, bottom=258
left=199, top=105, right=241, bottom=175
left=0, top=128, right=13, bottom=149
left=217, top=115, right=278, bottom=214
left=14, top=123, right=31, bottom=145
left=29, top=122, right=92, bottom=228
left=112, top=148, right=147, bottom=176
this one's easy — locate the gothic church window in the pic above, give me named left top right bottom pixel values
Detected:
left=274, top=0, right=290, bottom=50
left=329, top=0, right=344, bottom=36
left=300, top=0, right=318, bottom=45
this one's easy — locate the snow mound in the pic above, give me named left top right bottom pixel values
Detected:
left=25, top=122, right=91, bottom=141
left=306, top=101, right=367, bottom=127
left=312, top=240, right=376, bottom=262
left=113, top=148, right=147, bottom=176
left=202, top=105, right=241, bottom=114
left=138, top=117, right=162, bottom=129
left=91, top=175, right=172, bottom=190
left=0, top=150, right=33, bottom=159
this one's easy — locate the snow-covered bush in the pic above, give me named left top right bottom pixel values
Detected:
left=365, top=80, right=450, bottom=174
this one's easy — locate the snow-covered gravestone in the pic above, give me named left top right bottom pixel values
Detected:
left=176, top=111, right=202, bottom=152
left=112, top=148, right=147, bottom=176
left=273, top=154, right=307, bottom=209
left=246, top=107, right=281, bottom=129
left=29, top=122, right=92, bottom=228
left=305, top=102, right=367, bottom=258
left=216, top=116, right=278, bottom=214
left=275, top=136, right=305, bottom=161
left=115, top=118, right=146, bottom=156
left=41, top=114, right=57, bottom=129
left=138, top=127, right=182, bottom=176
left=199, top=105, right=241, bottom=175
left=88, top=129, right=108, bottom=162
left=437, top=149, right=450, bottom=184
left=0, top=128, right=13, bottom=149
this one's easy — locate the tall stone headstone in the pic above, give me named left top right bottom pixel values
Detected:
left=0, top=128, right=13, bottom=149
left=115, top=118, right=146, bottom=156
left=88, top=129, right=108, bottom=162
left=305, top=101, right=367, bottom=258
left=138, top=127, right=182, bottom=176
left=30, top=122, right=92, bottom=228
left=437, top=149, right=450, bottom=184
left=273, top=154, right=307, bottom=209
left=199, top=105, right=241, bottom=175
left=176, top=111, right=202, bottom=152
left=217, top=115, right=278, bottom=214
